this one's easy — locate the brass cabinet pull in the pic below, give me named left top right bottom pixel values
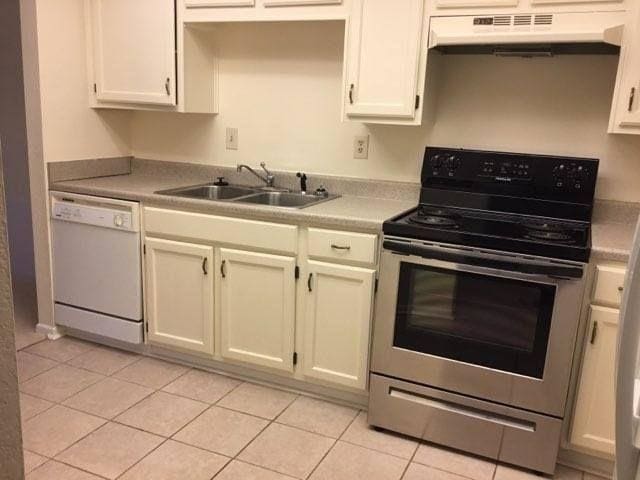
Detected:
left=308, top=273, right=313, bottom=292
left=590, top=321, right=598, bottom=344
left=629, top=87, right=636, bottom=112
left=348, top=84, right=354, bottom=105
left=221, top=260, right=226, bottom=278
left=331, top=244, right=351, bottom=251
left=165, top=77, right=171, bottom=96
left=202, top=257, right=208, bottom=275
left=618, top=285, right=624, bottom=292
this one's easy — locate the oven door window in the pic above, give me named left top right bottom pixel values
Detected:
left=393, top=263, right=556, bottom=378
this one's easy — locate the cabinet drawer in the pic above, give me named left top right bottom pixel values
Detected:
left=144, top=207, right=297, bottom=254
left=593, top=263, right=627, bottom=308
left=307, top=228, right=377, bottom=265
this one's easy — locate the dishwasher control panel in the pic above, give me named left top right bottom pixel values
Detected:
left=51, top=195, right=138, bottom=232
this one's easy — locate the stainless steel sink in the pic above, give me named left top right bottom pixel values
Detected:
left=157, top=184, right=258, bottom=201
left=156, top=183, right=338, bottom=209
left=235, top=192, right=331, bottom=208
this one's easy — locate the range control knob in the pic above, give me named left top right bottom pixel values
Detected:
left=114, top=215, right=124, bottom=227
left=430, top=154, right=443, bottom=169
left=445, top=154, right=460, bottom=171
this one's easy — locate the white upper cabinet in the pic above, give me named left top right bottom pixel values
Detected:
left=144, top=237, right=215, bottom=356
left=610, top=2, right=640, bottom=134
left=344, top=0, right=426, bottom=123
left=218, top=248, right=297, bottom=372
left=89, top=0, right=177, bottom=106
left=303, top=261, right=375, bottom=390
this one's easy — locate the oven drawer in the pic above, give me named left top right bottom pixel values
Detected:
left=593, top=263, right=626, bottom=308
left=307, top=228, right=377, bottom=265
left=368, top=374, right=562, bottom=474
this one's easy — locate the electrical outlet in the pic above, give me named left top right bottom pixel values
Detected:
left=353, top=135, right=369, bottom=159
left=226, top=127, right=238, bottom=150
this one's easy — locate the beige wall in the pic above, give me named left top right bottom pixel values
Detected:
left=35, top=0, right=130, bottom=163
left=130, top=21, right=640, bottom=202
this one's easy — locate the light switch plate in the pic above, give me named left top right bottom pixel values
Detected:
left=226, top=127, right=238, bottom=150
left=353, top=135, right=369, bottom=159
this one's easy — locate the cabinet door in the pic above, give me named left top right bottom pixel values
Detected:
left=185, top=0, right=255, bottom=6
left=145, top=238, right=214, bottom=355
left=571, top=306, right=619, bottom=455
left=219, top=248, right=296, bottom=372
left=90, top=0, right=176, bottom=105
left=303, top=261, right=375, bottom=390
left=263, top=0, right=341, bottom=5
left=344, top=0, right=424, bottom=119
left=610, top=3, right=640, bottom=132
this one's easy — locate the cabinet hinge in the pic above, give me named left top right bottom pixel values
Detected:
left=293, top=352, right=298, bottom=365
left=295, top=266, right=300, bottom=280
left=374, top=278, right=379, bottom=293
left=93, top=83, right=97, bottom=94
left=415, top=95, right=420, bottom=110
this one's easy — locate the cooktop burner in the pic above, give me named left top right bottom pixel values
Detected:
left=409, top=206, right=460, bottom=228
left=522, top=221, right=576, bottom=244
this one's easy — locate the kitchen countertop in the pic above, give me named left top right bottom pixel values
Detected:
left=591, top=200, right=640, bottom=263
left=50, top=167, right=416, bottom=232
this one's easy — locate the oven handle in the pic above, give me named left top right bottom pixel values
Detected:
left=383, top=240, right=583, bottom=279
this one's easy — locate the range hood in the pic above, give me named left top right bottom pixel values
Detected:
left=429, top=11, right=625, bottom=55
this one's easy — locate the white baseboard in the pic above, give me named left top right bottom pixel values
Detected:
left=35, top=323, right=63, bottom=340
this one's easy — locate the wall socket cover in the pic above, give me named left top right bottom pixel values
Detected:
left=226, top=127, right=238, bottom=150
left=353, top=135, right=369, bottom=159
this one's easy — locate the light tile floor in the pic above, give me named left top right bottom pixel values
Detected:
left=18, top=337, right=608, bottom=480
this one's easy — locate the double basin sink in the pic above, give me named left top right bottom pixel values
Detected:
left=156, top=184, right=338, bottom=209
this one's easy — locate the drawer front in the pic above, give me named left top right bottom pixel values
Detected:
left=369, top=374, right=562, bottom=475
left=593, top=263, right=627, bottom=308
left=144, top=207, right=298, bottom=254
left=307, top=228, right=377, bottom=265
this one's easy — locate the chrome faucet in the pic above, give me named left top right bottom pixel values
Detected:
left=236, top=162, right=275, bottom=188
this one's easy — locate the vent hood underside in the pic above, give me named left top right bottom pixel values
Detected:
left=429, top=11, right=625, bottom=56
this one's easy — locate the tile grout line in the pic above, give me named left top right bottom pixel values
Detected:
left=398, top=430, right=421, bottom=480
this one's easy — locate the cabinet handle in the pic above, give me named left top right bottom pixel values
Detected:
left=307, top=273, right=313, bottom=292
left=220, top=260, right=226, bottom=278
left=590, top=320, right=598, bottom=345
left=629, top=87, right=636, bottom=112
left=202, top=257, right=208, bottom=275
left=619, top=285, right=624, bottom=292
left=348, top=84, right=354, bottom=105
left=331, top=244, right=351, bottom=251
left=165, top=77, right=171, bottom=96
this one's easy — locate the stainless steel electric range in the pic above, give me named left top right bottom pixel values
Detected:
left=369, top=147, right=599, bottom=475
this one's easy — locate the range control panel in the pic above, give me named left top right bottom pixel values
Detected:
left=423, top=147, right=599, bottom=199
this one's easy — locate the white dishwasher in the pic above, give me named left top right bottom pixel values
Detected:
left=50, top=192, right=143, bottom=344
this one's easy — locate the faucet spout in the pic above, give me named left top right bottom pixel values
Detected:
left=237, top=163, right=275, bottom=188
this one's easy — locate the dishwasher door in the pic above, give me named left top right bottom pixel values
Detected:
left=51, top=192, right=142, bottom=321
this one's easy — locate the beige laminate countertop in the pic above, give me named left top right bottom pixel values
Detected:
left=50, top=172, right=416, bottom=232
left=591, top=201, right=639, bottom=263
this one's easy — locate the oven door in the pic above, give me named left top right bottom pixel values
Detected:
left=371, top=238, right=586, bottom=417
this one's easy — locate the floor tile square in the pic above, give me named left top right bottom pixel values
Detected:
left=162, top=368, right=241, bottom=404
left=16, top=352, right=57, bottom=383
left=20, top=393, right=53, bottom=422
left=239, top=423, right=334, bottom=479
left=26, top=460, right=104, bottom=479
left=413, top=443, right=496, bottom=480
left=56, top=422, right=164, bottom=480
left=555, top=465, right=587, bottom=479
left=24, top=337, right=94, bottom=362
left=22, top=405, right=106, bottom=457
left=217, top=382, right=297, bottom=419
left=23, top=450, right=47, bottom=474
left=174, top=405, right=268, bottom=457
left=216, top=460, right=298, bottom=480
left=310, top=441, right=407, bottom=480
left=67, top=345, right=139, bottom=375
left=114, top=357, right=189, bottom=389
left=494, top=464, right=582, bottom=480
left=341, top=412, right=418, bottom=459
left=119, top=439, right=229, bottom=480
left=402, top=463, right=469, bottom=480
left=277, top=396, right=358, bottom=438
left=20, top=364, right=104, bottom=402
left=63, top=377, right=153, bottom=419
left=116, top=391, right=208, bottom=436
left=583, top=474, right=609, bottom=480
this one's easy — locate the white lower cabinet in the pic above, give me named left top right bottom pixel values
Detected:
left=303, top=260, right=375, bottom=389
left=144, top=237, right=214, bottom=355
left=218, top=248, right=297, bottom=372
left=571, top=305, right=619, bottom=456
